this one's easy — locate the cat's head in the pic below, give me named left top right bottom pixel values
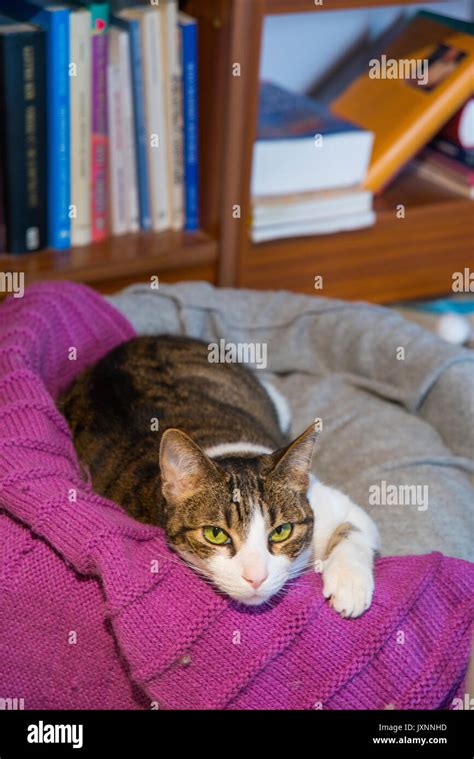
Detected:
left=159, top=424, right=317, bottom=605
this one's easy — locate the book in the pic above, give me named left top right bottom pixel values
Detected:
left=430, top=136, right=474, bottom=168
left=69, top=4, right=91, bottom=246
left=116, top=24, right=139, bottom=232
left=251, top=210, right=376, bottom=243
left=72, top=2, right=109, bottom=242
left=179, top=11, right=199, bottom=231
left=332, top=13, right=474, bottom=193
left=438, top=98, right=474, bottom=149
left=310, top=13, right=408, bottom=105
left=414, top=148, right=474, bottom=199
left=122, top=6, right=170, bottom=231
left=145, top=4, right=170, bottom=231
left=106, top=59, right=128, bottom=234
left=252, top=82, right=374, bottom=197
left=0, top=17, right=47, bottom=253
left=113, top=9, right=151, bottom=231
left=253, top=187, right=373, bottom=226
left=163, top=0, right=184, bottom=230
left=0, top=0, right=71, bottom=249
left=0, top=153, right=5, bottom=252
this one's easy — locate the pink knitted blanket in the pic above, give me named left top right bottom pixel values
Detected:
left=0, top=281, right=473, bottom=710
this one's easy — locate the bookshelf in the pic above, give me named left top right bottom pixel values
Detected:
left=0, top=230, right=217, bottom=293
left=1, top=0, right=472, bottom=301
left=188, top=0, right=474, bottom=303
left=0, top=1, right=219, bottom=295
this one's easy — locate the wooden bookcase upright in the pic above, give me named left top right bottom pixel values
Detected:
left=188, top=0, right=474, bottom=303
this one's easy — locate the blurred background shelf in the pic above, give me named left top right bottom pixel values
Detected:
left=0, top=230, right=218, bottom=294
left=188, top=0, right=473, bottom=302
left=1, top=0, right=471, bottom=303
left=239, top=171, right=473, bottom=302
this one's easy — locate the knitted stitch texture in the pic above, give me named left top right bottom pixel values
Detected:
left=0, top=281, right=473, bottom=710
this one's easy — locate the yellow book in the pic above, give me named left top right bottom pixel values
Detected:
left=332, top=13, right=474, bottom=192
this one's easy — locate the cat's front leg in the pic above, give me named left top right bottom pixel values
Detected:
left=308, top=477, right=380, bottom=618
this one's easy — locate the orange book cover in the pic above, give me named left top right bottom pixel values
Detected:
left=332, top=14, right=474, bottom=193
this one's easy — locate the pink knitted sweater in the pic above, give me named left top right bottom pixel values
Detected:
left=0, top=282, right=473, bottom=710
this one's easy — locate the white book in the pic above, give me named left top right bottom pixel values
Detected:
left=142, top=8, right=171, bottom=231
left=251, top=83, right=374, bottom=197
left=107, top=62, right=128, bottom=236
left=70, top=8, right=91, bottom=246
left=117, top=28, right=140, bottom=232
left=253, top=189, right=373, bottom=226
left=162, top=0, right=184, bottom=230
left=251, top=210, right=376, bottom=243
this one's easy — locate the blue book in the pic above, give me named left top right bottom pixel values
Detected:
left=179, top=12, right=199, bottom=231
left=112, top=11, right=151, bottom=231
left=0, top=0, right=71, bottom=249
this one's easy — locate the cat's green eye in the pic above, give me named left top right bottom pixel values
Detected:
left=203, top=526, right=231, bottom=546
left=269, top=523, right=293, bottom=543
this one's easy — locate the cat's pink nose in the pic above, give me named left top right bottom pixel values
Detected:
left=242, top=571, right=268, bottom=590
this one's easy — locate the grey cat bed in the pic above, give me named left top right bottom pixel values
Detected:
left=109, top=282, right=474, bottom=562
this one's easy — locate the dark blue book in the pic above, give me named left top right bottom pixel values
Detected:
left=112, top=10, right=151, bottom=231
left=0, top=0, right=71, bottom=249
left=179, top=12, right=199, bottom=231
left=0, top=16, right=47, bottom=253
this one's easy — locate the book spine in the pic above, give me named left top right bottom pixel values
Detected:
left=0, top=148, right=5, bottom=252
left=164, top=1, right=184, bottom=230
left=46, top=9, right=71, bottom=249
left=90, top=3, right=109, bottom=242
left=144, top=9, right=170, bottom=231
left=107, top=61, right=128, bottom=235
left=0, top=2, right=70, bottom=248
left=126, top=17, right=151, bottom=231
left=180, top=17, right=199, bottom=231
left=70, top=9, right=92, bottom=246
left=0, top=29, right=47, bottom=253
left=117, top=27, right=139, bottom=232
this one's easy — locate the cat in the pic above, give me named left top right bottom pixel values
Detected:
left=59, top=335, right=379, bottom=616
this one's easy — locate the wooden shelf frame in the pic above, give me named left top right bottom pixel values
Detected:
left=265, top=0, right=437, bottom=14
left=1, top=0, right=471, bottom=301
left=188, top=0, right=474, bottom=302
left=0, top=229, right=217, bottom=293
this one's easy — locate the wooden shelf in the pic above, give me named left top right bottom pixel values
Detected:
left=187, top=0, right=472, bottom=302
left=0, top=230, right=218, bottom=293
left=264, top=0, right=444, bottom=13
left=239, top=171, right=474, bottom=303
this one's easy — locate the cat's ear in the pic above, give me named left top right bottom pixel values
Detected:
left=159, top=428, right=220, bottom=505
left=268, top=422, right=319, bottom=492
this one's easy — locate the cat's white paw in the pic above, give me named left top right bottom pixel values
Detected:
left=321, top=556, right=373, bottom=618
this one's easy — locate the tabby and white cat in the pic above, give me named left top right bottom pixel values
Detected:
left=60, top=335, right=379, bottom=616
